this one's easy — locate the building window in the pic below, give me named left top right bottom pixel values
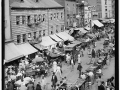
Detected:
left=61, top=25, right=64, bottom=31
left=51, top=26, right=53, bottom=31
left=43, top=30, right=45, bottom=36
left=51, top=14, right=53, bottom=20
left=105, top=0, right=107, bottom=5
left=34, top=15, right=37, bottom=23
left=16, top=16, right=20, bottom=25
left=22, top=16, right=26, bottom=24
left=105, top=13, right=108, bottom=18
left=37, top=15, right=41, bottom=22
left=28, top=33, right=31, bottom=38
left=36, top=0, right=38, bottom=2
left=67, top=22, right=69, bottom=27
left=21, top=0, right=24, bottom=2
left=43, top=14, right=45, bottom=21
left=61, top=12, right=63, bottom=19
left=33, top=32, right=36, bottom=39
left=51, top=31, right=53, bottom=34
left=39, top=31, right=41, bottom=37
left=27, top=16, right=31, bottom=24
left=56, top=25, right=58, bottom=32
left=23, top=34, right=26, bottom=42
left=54, top=13, right=56, bottom=18
left=67, top=14, right=69, bottom=19
left=17, top=35, right=21, bottom=43
left=57, top=13, right=59, bottom=18
left=105, top=6, right=107, bottom=11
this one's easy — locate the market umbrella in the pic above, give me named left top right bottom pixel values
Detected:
left=105, top=38, right=109, bottom=40
left=23, top=77, right=31, bottom=84
left=16, top=73, right=22, bottom=76
left=49, top=52, right=59, bottom=58
left=10, top=75, right=16, bottom=80
left=15, top=80, right=22, bottom=86
left=32, top=57, right=44, bottom=63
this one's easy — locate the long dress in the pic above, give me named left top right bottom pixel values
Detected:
left=53, top=61, right=57, bottom=73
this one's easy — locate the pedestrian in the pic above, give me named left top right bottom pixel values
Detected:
left=53, top=60, right=57, bottom=73
left=91, top=48, right=96, bottom=63
left=77, top=63, right=82, bottom=78
left=51, top=72, right=58, bottom=90
left=27, top=81, right=34, bottom=90
left=56, top=65, right=62, bottom=78
left=96, top=68, right=102, bottom=77
left=105, top=79, right=111, bottom=90
left=70, top=57, right=74, bottom=71
left=36, top=82, right=42, bottom=90
left=81, top=72, right=86, bottom=79
left=66, top=53, right=70, bottom=65
left=96, top=76, right=102, bottom=89
left=7, top=81, right=14, bottom=90
left=87, top=71, right=94, bottom=88
left=78, top=53, right=81, bottom=64
left=98, top=81, right=106, bottom=90
left=81, top=48, right=84, bottom=57
left=41, top=75, right=46, bottom=90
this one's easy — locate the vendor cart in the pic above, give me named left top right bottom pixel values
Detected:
left=64, top=43, right=79, bottom=63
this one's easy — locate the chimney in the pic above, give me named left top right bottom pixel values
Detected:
left=35, top=0, right=39, bottom=2
left=20, top=0, right=24, bottom=2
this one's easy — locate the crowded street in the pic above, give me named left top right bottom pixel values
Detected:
left=32, top=36, right=115, bottom=90
left=4, top=0, right=115, bottom=90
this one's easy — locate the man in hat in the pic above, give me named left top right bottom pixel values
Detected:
left=51, top=72, right=58, bottom=89
left=77, top=63, right=82, bottom=78
left=36, top=82, right=42, bottom=90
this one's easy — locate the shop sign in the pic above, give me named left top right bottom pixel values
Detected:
left=88, top=6, right=96, bottom=11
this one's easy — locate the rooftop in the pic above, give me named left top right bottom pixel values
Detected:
left=10, top=0, right=64, bottom=9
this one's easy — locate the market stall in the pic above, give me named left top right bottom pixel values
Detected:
left=65, top=43, right=79, bottom=63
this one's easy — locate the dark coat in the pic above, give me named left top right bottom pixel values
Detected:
left=51, top=75, right=58, bottom=84
left=36, top=84, right=42, bottom=90
left=27, top=83, right=34, bottom=90
left=7, top=82, right=14, bottom=90
left=92, top=49, right=95, bottom=58
left=98, top=84, right=105, bottom=90
left=77, top=64, right=82, bottom=71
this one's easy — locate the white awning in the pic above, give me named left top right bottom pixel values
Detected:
left=40, top=36, right=57, bottom=47
left=92, top=20, right=104, bottom=27
left=60, top=32, right=74, bottom=41
left=5, top=43, right=24, bottom=63
left=74, top=28, right=88, bottom=33
left=56, top=32, right=69, bottom=41
left=16, top=43, right=38, bottom=56
left=49, top=34, right=63, bottom=42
